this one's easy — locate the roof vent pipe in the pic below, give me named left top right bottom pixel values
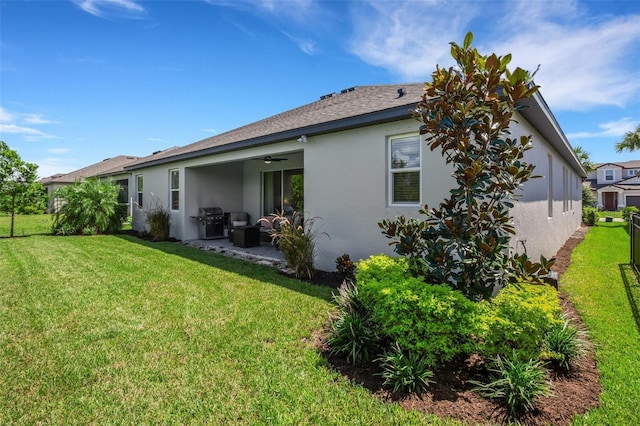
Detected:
left=397, top=88, right=406, bottom=97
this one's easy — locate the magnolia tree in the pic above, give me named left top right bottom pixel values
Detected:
left=379, top=33, right=552, bottom=301
left=0, top=141, right=46, bottom=237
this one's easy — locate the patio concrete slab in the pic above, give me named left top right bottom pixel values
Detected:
left=182, top=237, right=286, bottom=270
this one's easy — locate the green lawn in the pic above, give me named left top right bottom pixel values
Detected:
left=0, top=213, right=52, bottom=237
left=2, top=219, right=639, bottom=424
left=561, top=222, right=640, bottom=425
left=0, top=233, right=450, bottom=425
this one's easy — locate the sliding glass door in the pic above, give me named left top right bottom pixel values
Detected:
left=263, top=168, right=303, bottom=216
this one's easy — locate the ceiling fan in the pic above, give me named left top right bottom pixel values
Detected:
left=262, top=156, right=288, bottom=164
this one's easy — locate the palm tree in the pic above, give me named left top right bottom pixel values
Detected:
left=615, top=124, right=640, bottom=153
left=573, top=145, right=594, bottom=173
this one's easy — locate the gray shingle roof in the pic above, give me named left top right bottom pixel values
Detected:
left=594, top=160, right=640, bottom=169
left=126, top=83, right=426, bottom=170
left=40, top=155, right=140, bottom=184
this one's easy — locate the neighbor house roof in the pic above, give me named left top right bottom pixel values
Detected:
left=40, top=155, right=140, bottom=184
left=124, top=83, right=586, bottom=178
left=594, top=160, right=640, bottom=169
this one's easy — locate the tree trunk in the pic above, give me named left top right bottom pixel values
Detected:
left=10, top=194, right=16, bottom=238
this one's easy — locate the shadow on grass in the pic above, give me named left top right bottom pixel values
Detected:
left=115, top=233, right=335, bottom=303
left=619, top=263, right=640, bottom=335
left=0, top=232, right=52, bottom=239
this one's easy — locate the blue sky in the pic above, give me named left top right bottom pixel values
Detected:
left=1, top=0, right=639, bottom=178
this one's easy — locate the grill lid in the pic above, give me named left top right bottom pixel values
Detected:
left=199, top=207, right=223, bottom=216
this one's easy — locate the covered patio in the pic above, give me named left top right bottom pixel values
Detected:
left=182, top=236, right=286, bottom=270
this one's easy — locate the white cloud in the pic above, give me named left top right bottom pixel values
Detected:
left=207, top=0, right=317, bottom=24
left=0, top=123, right=56, bottom=141
left=0, top=107, right=60, bottom=141
left=488, top=6, right=640, bottom=111
left=347, top=1, right=640, bottom=112
left=148, top=137, right=166, bottom=142
left=207, top=0, right=325, bottom=54
left=0, top=106, right=15, bottom=123
left=283, top=31, right=318, bottom=55
left=22, top=113, right=59, bottom=125
left=348, top=0, right=478, bottom=79
left=72, top=0, right=145, bottom=19
left=201, top=128, right=217, bottom=134
left=567, top=117, right=640, bottom=139
left=36, top=157, right=78, bottom=179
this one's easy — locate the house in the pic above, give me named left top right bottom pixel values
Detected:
left=584, top=160, right=640, bottom=210
left=124, top=83, right=586, bottom=271
left=40, top=155, right=140, bottom=212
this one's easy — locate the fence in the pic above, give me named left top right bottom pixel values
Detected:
left=631, top=214, right=640, bottom=273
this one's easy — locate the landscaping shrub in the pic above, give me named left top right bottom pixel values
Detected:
left=471, top=356, right=552, bottom=420
left=360, top=277, right=478, bottom=368
left=261, top=211, right=324, bottom=280
left=51, top=178, right=121, bottom=235
left=378, top=32, right=544, bottom=301
left=332, top=280, right=366, bottom=316
left=326, top=309, right=379, bottom=365
left=582, top=207, right=599, bottom=226
left=540, top=318, right=586, bottom=371
left=335, top=253, right=357, bottom=283
left=145, top=198, right=172, bottom=241
left=378, top=344, right=434, bottom=395
left=356, top=254, right=409, bottom=285
left=622, top=206, right=639, bottom=222
left=478, top=284, right=562, bottom=361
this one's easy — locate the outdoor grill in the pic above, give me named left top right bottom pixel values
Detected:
left=196, top=207, right=225, bottom=239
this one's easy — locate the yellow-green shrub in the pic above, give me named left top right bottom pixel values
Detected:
left=360, top=277, right=479, bottom=368
left=478, top=284, right=562, bottom=360
left=356, top=254, right=409, bottom=285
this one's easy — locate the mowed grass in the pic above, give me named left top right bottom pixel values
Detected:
left=0, top=214, right=52, bottom=237
left=0, top=233, right=452, bottom=425
left=561, top=222, right=640, bottom=424
left=3, top=216, right=639, bottom=424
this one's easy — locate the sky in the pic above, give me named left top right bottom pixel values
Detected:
left=1, top=0, right=639, bottom=178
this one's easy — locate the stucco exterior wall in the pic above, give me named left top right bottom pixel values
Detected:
left=304, top=118, right=454, bottom=271
left=131, top=165, right=170, bottom=235
left=510, top=115, right=582, bottom=261
left=130, top=115, right=582, bottom=274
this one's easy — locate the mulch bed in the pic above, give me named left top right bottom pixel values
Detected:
left=310, top=225, right=601, bottom=425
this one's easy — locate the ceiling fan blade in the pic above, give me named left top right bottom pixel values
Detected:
left=263, top=156, right=288, bottom=162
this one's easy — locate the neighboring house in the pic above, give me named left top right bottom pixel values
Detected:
left=124, top=83, right=586, bottom=271
left=40, top=155, right=140, bottom=212
left=584, top=160, right=640, bottom=210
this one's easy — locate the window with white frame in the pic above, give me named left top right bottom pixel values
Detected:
left=605, top=169, right=614, bottom=181
left=136, top=175, right=143, bottom=209
left=628, top=169, right=638, bottom=177
left=562, top=166, right=569, bottom=213
left=548, top=154, right=553, bottom=218
left=389, top=134, right=421, bottom=205
left=170, top=169, right=179, bottom=210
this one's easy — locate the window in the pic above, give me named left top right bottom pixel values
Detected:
left=136, top=175, right=143, bottom=209
left=116, top=178, right=128, bottom=204
left=628, top=169, right=638, bottom=177
left=170, top=169, right=179, bottom=210
left=262, top=169, right=303, bottom=216
left=562, top=166, right=569, bottom=213
left=548, top=154, right=553, bottom=218
left=605, top=169, right=614, bottom=181
left=389, top=134, right=421, bottom=205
